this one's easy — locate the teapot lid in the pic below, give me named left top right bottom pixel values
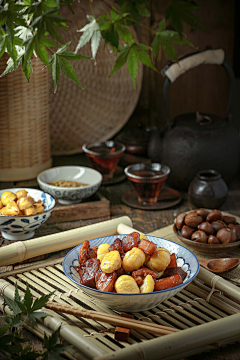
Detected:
left=172, top=112, right=227, bottom=131
left=116, top=123, right=149, bottom=145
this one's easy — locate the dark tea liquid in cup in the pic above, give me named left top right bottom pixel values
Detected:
left=82, top=141, right=125, bottom=180
left=124, top=163, right=170, bottom=204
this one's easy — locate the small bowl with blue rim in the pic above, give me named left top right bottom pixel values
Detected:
left=0, top=188, right=57, bottom=241
left=37, top=166, right=102, bottom=205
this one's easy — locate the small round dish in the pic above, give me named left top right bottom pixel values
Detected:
left=62, top=234, right=199, bottom=312
left=37, top=166, right=102, bottom=205
left=173, top=224, right=240, bottom=255
left=0, top=188, right=57, bottom=241
left=121, top=187, right=181, bottom=210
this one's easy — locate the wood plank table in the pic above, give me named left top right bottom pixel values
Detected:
left=1, top=153, right=240, bottom=359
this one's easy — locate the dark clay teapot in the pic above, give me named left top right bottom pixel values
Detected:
left=148, top=49, right=240, bottom=191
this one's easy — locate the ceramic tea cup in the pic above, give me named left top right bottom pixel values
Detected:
left=82, top=141, right=126, bottom=180
left=124, top=163, right=170, bottom=204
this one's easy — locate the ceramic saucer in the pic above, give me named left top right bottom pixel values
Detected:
left=121, top=187, right=182, bottom=210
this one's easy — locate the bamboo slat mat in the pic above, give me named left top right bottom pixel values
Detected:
left=1, top=249, right=240, bottom=359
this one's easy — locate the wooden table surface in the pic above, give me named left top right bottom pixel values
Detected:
left=1, top=153, right=240, bottom=359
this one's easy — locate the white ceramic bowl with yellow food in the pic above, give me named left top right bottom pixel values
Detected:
left=37, top=166, right=102, bottom=205
left=0, top=188, right=57, bottom=241
left=63, top=234, right=199, bottom=312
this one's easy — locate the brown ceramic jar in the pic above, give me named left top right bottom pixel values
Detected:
left=188, top=170, right=228, bottom=209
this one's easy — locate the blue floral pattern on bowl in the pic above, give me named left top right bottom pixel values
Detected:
left=37, top=166, right=102, bottom=205
left=0, top=188, right=57, bottom=241
left=63, top=234, right=200, bottom=312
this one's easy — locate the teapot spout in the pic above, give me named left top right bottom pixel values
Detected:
left=146, top=126, right=162, bottom=163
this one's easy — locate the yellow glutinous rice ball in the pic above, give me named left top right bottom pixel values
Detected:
left=115, top=275, right=140, bottom=293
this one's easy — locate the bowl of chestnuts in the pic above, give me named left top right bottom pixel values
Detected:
left=173, top=209, right=240, bottom=254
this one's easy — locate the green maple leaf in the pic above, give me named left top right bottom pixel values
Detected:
left=42, top=327, right=70, bottom=360
left=30, top=292, right=54, bottom=312
left=24, top=285, right=33, bottom=312
left=151, top=19, right=194, bottom=61
left=50, top=42, right=89, bottom=92
left=2, top=295, right=22, bottom=315
left=102, top=23, right=119, bottom=51
left=165, top=0, right=206, bottom=35
left=110, top=43, right=156, bottom=89
left=110, top=45, right=130, bottom=76
left=116, top=0, right=150, bottom=22
left=75, top=15, right=101, bottom=59
left=127, top=48, right=138, bottom=89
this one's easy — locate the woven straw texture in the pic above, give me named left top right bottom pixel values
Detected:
left=0, top=55, right=52, bottom=181
left=49, top=1, right=143, bottom=155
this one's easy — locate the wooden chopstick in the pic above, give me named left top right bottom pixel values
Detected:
left=45, top=302, right=180, bottom=336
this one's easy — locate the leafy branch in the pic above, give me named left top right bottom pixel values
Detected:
left=0, top=0, right=205, bottom=90
left=0, top=284, right=70, bottom=359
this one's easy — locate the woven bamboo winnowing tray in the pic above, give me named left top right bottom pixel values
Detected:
left=49, top=1, right=143, bottom=155
left=1, top=257, right=240, bottom=360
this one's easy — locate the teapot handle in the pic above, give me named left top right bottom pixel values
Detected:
left=162, top=49, right=235, bottom=120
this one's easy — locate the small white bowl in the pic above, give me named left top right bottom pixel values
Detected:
left=0, top=188, right=57, bottom=241
left=63, top=234, right=200, bottom=312
left=37, top=166, right=102, bottom=205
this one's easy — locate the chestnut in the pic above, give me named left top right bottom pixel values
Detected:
left=212, top=220, right=226, bottom=233
left=228, top=224, right=240, bottom=240
left=191, top=230, right=208, bottom=243
left=206, top=210, right=222, bottom=223
left=181, top=225, right=195, bottom=239
left=195, top=209, right=209, bottom=220
left=208, top=235, right=221, bottom=244
left=175, top=212, right=186, bottom=230
left=184, top=211, right=203, bottom=228
left=216, top=228, right=236, bottom=244
left=198, top=221, right=214, bottom=235
left=222, top=215, right=236, bottom=225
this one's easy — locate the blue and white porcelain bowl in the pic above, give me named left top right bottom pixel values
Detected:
left=37, top=166, right=102, bottom=205
left=0, top=188, right=57, bottom=241
left=63, top=234, right=200, bottom=312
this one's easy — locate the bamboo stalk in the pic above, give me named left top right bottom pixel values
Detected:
left=45, top=302, right=179, bottom=336
left=0, top=216, right=132, bottom=267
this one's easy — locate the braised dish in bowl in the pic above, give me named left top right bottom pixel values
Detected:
left=63, top=232, right=199, bottom=312
left=173, top=209, right=240, bottom=254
